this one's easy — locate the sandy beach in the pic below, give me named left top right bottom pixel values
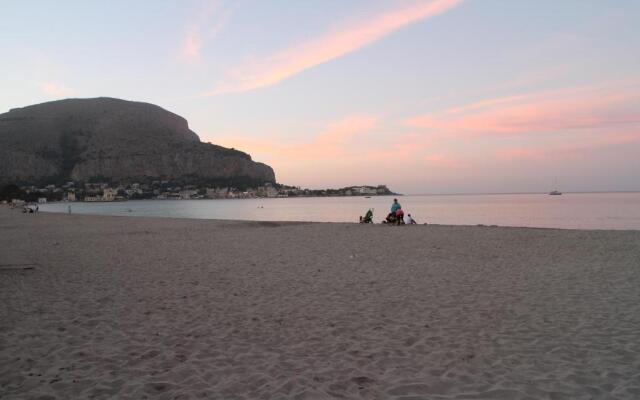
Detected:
left=1, top=206, right=639, bottom=400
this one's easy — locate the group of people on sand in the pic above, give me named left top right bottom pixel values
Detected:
left=386, top=198, right=417, bottom=225
left=359, top=198, right=418, bottom=225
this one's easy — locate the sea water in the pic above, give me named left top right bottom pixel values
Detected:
left=39, top=192, right=640, bottom=230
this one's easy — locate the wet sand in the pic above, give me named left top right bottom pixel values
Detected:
left=1, top=206, right=639, bottom=399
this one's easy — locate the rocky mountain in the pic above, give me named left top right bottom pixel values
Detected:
left=0, top=97, right=275, bottom=185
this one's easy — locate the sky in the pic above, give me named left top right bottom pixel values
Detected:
left=2, top=0, right=640, bottom=194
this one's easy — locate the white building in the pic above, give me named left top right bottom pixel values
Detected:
left=102, top=188, right=117, bottom=201
left=102, top=188, right=116, bottom=201
left=353, top=186, right=377, bottom=195
left=265, top=186, right=279, bottom=198
left=206, top=187, right=230, bottom=199
left=180, top=189, right=198, bottom=200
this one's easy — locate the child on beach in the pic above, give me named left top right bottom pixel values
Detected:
left=395, top=207, right=404, bottom=225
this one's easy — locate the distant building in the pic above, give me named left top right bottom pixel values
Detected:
left=38, top=198, right=47, bottom=204
left=180, top=189, right=197, bottom=200
left=85, top=182, right=109, bottom=191
left=102, top=188, right=117, bottom=201
left=352, top=186, right=377, bottom=195
left=125, top=188, right=143, bottom=197
left=206, top=187, right=230, bottom=199
left=265, top=186, right=278, bottom=198
left=67, top=191, right=76, bottom=202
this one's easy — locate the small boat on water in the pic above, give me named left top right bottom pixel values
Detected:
left=549, top=177, right=562, bottom=195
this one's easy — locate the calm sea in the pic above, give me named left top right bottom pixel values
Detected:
left=39, top=193, right=640, bottom=230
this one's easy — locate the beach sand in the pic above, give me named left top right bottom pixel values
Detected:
left=1, top=206, right=639, bottom=399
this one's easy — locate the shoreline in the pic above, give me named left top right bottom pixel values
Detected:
left=2, top=207, right=640, bottom=399
left=31, top=207, right=639, bottom=233
left=28, top=191, right=640, bottom=231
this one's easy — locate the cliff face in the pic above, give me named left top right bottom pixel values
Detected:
left=0, top=97, right=275, bottom=185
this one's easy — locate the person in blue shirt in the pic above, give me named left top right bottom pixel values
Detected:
left=391, top=198, right=401, bottom=213
left=384, top=198, right=403, bottom=224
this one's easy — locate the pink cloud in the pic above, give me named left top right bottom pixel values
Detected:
left=206, top=0, right=463, bottom=95
left=40, top=82, right=73, bottom=96
left=211, top=114, right=468, bottom=189
left=182, top=1, right=231, bottom=61
left=214, top=114, right=379, bottom=162
left=184, top=29, right=202, bottom=59
left=497, top=131, right=640, bottom=161
left=325, top=116, right=376, bottom=142
left=496, top=147, right=548, bottom=161
left=406, top=81, right=640, bottom=136
left=424, top=154, right=460, bottom=168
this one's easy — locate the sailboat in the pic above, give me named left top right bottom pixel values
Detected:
left=549, top=178, right=562, bottom=195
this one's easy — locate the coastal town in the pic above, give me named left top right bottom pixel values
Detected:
left=0, top=182, right=396, bottom=204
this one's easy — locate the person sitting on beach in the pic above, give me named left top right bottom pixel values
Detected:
left=360, top=209, right=373, bottom=223
left=395, top=207, right=405, bottom=225
left=384, top=212, right=394, bottom=224
left=385, top=199, right=402, bottom=224
left=405, top=213, right=417, bottom=224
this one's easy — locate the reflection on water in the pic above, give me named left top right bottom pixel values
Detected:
left=40, top=193, right=640, bottom=230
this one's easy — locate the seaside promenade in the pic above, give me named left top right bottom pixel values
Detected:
left=1, top=206, right=639, bottom=399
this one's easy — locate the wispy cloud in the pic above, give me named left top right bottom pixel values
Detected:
left=212, top=115, right=450, bottom=188
left=215, top=115, right=379, bottom=161
left=40, top=82, right=74, bottom=97
left=424, top=153, right=460, bottom=168
left=497, top=131, right=640, bottom=161
left=406, top=81, right=640, bottom=136
left=182, top=0, right=232, bottom=61
left=206, top=0, right=463, bottom=95
left=437, top=81, right=640, bottom=162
